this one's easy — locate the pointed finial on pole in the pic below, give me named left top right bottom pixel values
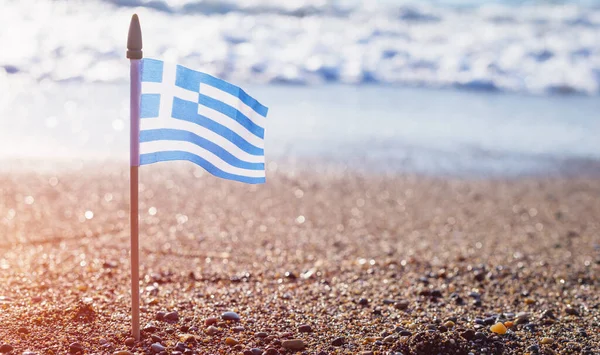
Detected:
left=127, top=14, right=143, bottom=59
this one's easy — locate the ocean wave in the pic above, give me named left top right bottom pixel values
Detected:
left=1, top=0, right=600, bottom=95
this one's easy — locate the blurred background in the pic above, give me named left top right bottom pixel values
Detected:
left=1, top=0, right=599, bottom=175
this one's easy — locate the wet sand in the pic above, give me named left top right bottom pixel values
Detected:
left=0, top=163, right=598, bottom=354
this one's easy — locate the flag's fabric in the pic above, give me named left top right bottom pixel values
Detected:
left=139, top=58, right=268, bottom=184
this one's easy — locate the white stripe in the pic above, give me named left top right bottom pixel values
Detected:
left=142, top=81, right=200, bottom=104
left=158, top=64, right=178, bottom=119
left=140, top=140, right=265, bottom=178
left=197, top=104, right=265, bottom=148
left=200, top=84, right=267, bottom=128
left=141, top=118, right=264, bottom=163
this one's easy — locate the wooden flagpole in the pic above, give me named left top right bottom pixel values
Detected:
left=127, top=13, right=142, bottom=341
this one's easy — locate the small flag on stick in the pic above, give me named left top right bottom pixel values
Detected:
left=126, top=14, right=268, bottom=339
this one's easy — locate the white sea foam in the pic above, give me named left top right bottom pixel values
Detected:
left=1, top=0, right=600, bottom=95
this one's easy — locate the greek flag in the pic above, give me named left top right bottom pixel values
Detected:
left=139, top=58, right=268, bottom=184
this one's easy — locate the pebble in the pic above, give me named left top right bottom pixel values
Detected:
left=249, top=348, right=264, bottom=355
left=233, top=326, right=245, bottom=332
left=205, top=326, right=219, bottom=335
left=383, top=335, right=396, bottom=344
left=331, top=337, right=344, bottom=346
left=255, top=332, right=268, bottom=338
left=69, top=343, right=84, bottom=354
left=222, top=311, right=241, bottom=321
left=23, top=352, right=37, bottom=355
left=282, top=339, right=306, bottom=350
left=527, top=345, right=540, bottom=352
left=444, top=320, right=455, bottom=328
left=125, top=338, right=135, bottom=347
left=17, top=327, right=29, bottom=334
left=0, top=345, right=13, bottom=353
left=204, top=317, right=218, bottom=326
left=165, top=311, right=179, bottom=322
left=541, top=337, right=554, bottom=345
left=143, top=323, right=158, bottom=332
left=151, top=343, right=165, bottom=353
left=358, top=298, right=369, bottom=306
left=113, top=352, right=132, bottom=355
left=175, top=342, right=187, bottom=351
left=394, top=300, right=409, bottom=310
left=155, top=311, right=166, bottom=321
left=225, top=337, right=239, bottom=346
left=484, top=316, right=496, bottom=325
left=298, top=324, right=313, bottom=333
left=490, top=323, right=507, bottom=334
left=566, top=306, right=580, bottom=316
left=265, top=349, right=279, bottom=355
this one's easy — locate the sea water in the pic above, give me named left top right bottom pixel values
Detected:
left=1, top=0, right=599, bottom=176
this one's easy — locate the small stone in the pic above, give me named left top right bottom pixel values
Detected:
left=566, top=306, right=580, bottom=316
left=383, top=335, right=396, bottom=344
left=265, top=349, right=279, bottom=355
left=113, top=352, right=132, bottom=355
left=23, top=352, right=37, bottom=355
left=249, top=348, right=263, bottom=355
left=490, top=323, right=507, bottom=335
left=178, top=334, right=198, bottom=344
left=155, top=311, right=166, bottom=321
left=282, top=339, right=306, bottom=350
left=165, top=311, right=179, bottom=322
left=151, top=335, right=163, bottom=343
left=205, top=317, right=218, bottom=326
left=255, top=332, right=268, bottom=338
left=460, top=330, right=475, bottom=341
left=206, top=326, right=219, bottom=335
left=0, top=345, right=13, bottom=353
left=527, top=345, right=540, bottom=352
left=124, top=338, right=135, bottom=347
left=331, top=337, right=344, bottom=346
left=484, top=317, right=496, bottom=325
left=151, top=343, right=165, bottom=353
left=233, top=326, right=245, bottom=332
left=358, top=298, right=369, bottom=306
left=360, top=352, right=374, bottom=355
left=222, top=311, right=241, bottom=321
left=298, top=324, right=312, bottom=333
left=17, top=327, right=29, bottom=334
left=504, top=321, right=514, bottom=328
left=525, top=298, right=536, bottom=305
left=474, top=332, right=486, bottom=340
left=69, top=343, right=84, bottom=354
left=394, top=300, right=409, bottom=310
left=541, top=337, right=554, bottom=345
left=284, top=271, right=297, bottom=279
left=175, top=342, right=187, bottom=352
left=444, top=321, right=455, bottom=328
left=225, top=338, right=239, bottom=346
left=399, top=330, right=412, bottom=337
left=143, top=323, right=158, bottom=332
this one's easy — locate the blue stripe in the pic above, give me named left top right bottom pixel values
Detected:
left=142, top=59, right=163, bottom=83
left=197, top=72, right=269, bottom=117
left=198, top=95, right=265, bottom=139
left=140, top=151, right=266, bottom=184
left=172, top=97, right=264, bottom=156
left=140, top=129, right=264, bottom=170
left=140, top=94, right=161, bottom=118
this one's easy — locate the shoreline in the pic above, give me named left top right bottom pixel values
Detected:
left=0, top=165, right=598, bottom=353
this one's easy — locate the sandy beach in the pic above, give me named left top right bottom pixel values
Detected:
left=0, top=163, right=597, bottom=354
